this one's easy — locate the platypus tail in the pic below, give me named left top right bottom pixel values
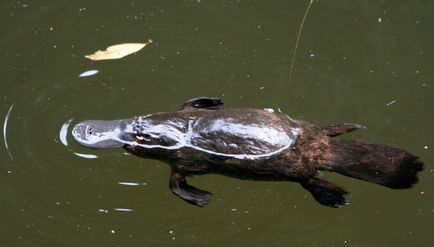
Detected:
left=329, top=140, right=424, bottom=189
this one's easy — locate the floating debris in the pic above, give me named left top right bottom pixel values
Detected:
left=386, top=100, right=396, bottom=106
left=85, top=39, right=153, bottom=61
left=169, top=230, right=176, bottom=240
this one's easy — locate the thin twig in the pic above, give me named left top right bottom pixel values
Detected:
left=289, top=0, right=314, bottom=88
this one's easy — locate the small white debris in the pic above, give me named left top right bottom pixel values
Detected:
left=263, top=108, right=274, bottom=113
left=79, top=70, right=99, bottom=77
left=309, top=53, right=315, bottom=58
left=98, top=209, right=109, bottom=213
left=420, top=191, right=425, bottom=195
left=378, top=17, right=382, bottom=23
left=169, top=230, right=176, bottom=240
left=424, top=146, right=428, bottom=149
left=111, top=229, right=116, bottom=234
left=386, top=100, right=396, bottom=106
left=230, top=208, right=237, bottom=212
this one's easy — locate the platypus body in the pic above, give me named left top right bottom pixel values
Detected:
left=72, top=97, right=423, bottom=207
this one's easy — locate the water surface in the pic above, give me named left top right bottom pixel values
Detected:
left=1, top=0, right=433, bottom=246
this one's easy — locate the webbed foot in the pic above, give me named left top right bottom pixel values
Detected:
left=300, top=178, right=349, bottom=208
left=169, top=171, right=212, bottom=207
left=324, top=123, right=366, bottom=137
left=180, top=97, right=224, bottom=111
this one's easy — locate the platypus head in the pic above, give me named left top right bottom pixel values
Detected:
left=72, top=119, right=135, bottom=149
left=71, top=116, right=185, bottom=150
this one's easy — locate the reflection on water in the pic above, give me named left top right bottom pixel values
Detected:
left=98, top=208, right=134, bottom=213
left=118, top=181, right=147, bottom=186
left=3, top=104, right=14, bottom=160
left=79, top=70, right=99, bottom=78
left=59, top=118, right=72, bottom=146
left=73, top=152, right=98, bottom=159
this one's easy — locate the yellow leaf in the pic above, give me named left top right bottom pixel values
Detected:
left=85, top=39, right=153, bottom=61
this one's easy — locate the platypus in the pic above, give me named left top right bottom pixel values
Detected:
left=72, top=97, right=424, bottom=207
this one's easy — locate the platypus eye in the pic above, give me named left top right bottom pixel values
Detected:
left=135, top=134, right=151, bottom=142
left=87, top=127, right=93, bottom=135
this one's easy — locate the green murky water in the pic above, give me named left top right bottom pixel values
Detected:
left=1, top=1, right=433, bottom=246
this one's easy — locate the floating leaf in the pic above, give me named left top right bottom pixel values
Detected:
left=85, top=39, right=153, bottom=61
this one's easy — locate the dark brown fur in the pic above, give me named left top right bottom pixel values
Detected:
left=125, top=108, right=423, bottom=207
left=327, top=139, right=423, bottom=189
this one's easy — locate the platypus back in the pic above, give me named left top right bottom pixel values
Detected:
left=328, top=139, right=423, bottom=189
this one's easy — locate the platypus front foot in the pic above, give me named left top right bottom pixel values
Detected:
left=169, top=171, right=212, bottom=207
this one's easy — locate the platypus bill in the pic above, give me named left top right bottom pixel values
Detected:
left=72, top=97, right=424, bottom=208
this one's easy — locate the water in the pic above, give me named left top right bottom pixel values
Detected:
left=1, top=0, right=433, bottom=246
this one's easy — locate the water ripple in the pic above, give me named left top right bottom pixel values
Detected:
left=3, top=104, right=14, bottom=160
left=59, top=118, right=99, bottom=159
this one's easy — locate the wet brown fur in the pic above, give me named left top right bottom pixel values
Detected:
left=125, top=106, right=424, bottom=208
